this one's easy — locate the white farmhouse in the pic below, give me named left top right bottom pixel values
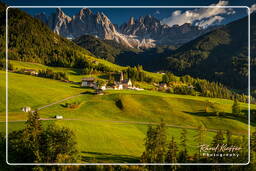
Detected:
left=21, top=106, right=31, bottom=112
left=55, top=115, right=63, bottom=119
left=81, top=77, right=96, bottom=88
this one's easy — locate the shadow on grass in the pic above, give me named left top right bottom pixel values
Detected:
left=81, top=151, right=140, bottom=163
left=80, top=91, right=96, bottom=95
left=183, top=110, right=255, bottom=126
left=68, top=68, right=82, bottom=75
left=98, top=74, right=109, bottom=79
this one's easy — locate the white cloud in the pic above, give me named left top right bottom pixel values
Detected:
left=195, top=16, right=224, bottom=29
left=250, top=4, right=256, bottom=13
left=161, top=0, right=235, bottom=28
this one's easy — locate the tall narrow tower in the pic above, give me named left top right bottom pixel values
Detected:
left=120, top=71, right=124, bottom=82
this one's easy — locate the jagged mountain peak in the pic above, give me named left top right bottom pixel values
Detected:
left=56, top=8, right=65, bottom=17
left=128, top=17, right=135, bottom=25
left=78, top=8, right=93, bottom=16
left=54, top=8, right=71, bottom=21
left=35, top=8, right=211, bottom=49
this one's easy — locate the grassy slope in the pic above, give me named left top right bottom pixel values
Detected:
left=0, top=71, right=86, bottom=113
left=0, top=71, right=254, bottom=162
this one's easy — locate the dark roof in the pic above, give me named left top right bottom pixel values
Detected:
left=82, top=77, right=95, bottom=81
left=24, top=69, right=36, bottom=72
left=121, top=79, right=131, bottom=84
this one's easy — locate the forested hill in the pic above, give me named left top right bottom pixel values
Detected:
left=165, top=13, right=256, bottom=90
left=0, top=3, right=96, bottom=68
left=73, top=34, right=175, bottom=70
left=73, top=35, right=139, bottom=63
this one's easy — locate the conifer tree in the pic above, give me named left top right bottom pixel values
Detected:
left=232, top=99, right=241, bottom=115
left=155, top=119, right=167, bottom=163
left=195, top=125, right=207, bottom=158
left=141, top=120, right=167, bottom=164
left=141, top=125, right=157, bottom=163
left=212, top=130, right=225, bottom=146
left=166, top=136, right=178, bottom=170
left=252, top=131, right=256, bottom=153
left=240, top=135, right=248, bottom=161
left=226, top=130, right=232, bottom=146
left=23, top=110, right=42, bottom=162
left=178, top=129, right=188, bottom=162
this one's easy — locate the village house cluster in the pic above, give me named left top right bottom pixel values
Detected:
left=81, top=72, right=144, bottom=91
left=22, top=69, right=38, bottom=76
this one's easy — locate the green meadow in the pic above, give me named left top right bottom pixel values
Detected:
left=0, top=69, right=254, bottom=163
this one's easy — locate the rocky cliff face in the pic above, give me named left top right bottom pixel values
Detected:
left=119, top=15, right=208, bottom=46
left=35, top=8, right=208, bottom=48
left=36, top=8, right=156, bottom=48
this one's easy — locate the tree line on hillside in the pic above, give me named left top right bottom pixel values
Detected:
left=163, top=14, right=256, bottom=91
left=162, top=72, right=249, bottom=103
left=0, top=59, right=13, bottom=70
left=37, top=69, right=68, bottom=81
left=73, top=35, right=121, bottom=63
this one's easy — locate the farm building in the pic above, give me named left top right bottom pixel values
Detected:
left=24, top=69, right=38, bottom=76
left=99, top=84, right=106, bottom=90
left=21, top=106, right=31, bottom=112
left=55, top=115, right=63, bottom=119
left=81, top=77, right=96, bottom=88
left=159, top=83, right=167, bottom=88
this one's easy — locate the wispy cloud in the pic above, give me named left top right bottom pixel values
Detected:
left=161, top=1, right=235, bottom=28
left=195, top=16, right=224, bottom=29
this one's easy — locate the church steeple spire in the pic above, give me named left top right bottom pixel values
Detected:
left=120, top=71, right=124, bottom=82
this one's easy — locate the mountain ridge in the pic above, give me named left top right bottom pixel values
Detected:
left=163, top=13, right=256, bottom=89
left=35, top=8, right=211, bottom=49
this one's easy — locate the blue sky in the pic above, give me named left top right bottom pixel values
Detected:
left=2, top=0, right=256, bottom=26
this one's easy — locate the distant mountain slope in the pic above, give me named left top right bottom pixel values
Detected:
left=73, top=34, right=175, bottom=68
left=164, top=13, right=256, bottom=89
left=115, top=45, right=175, bottom=71
left=73, top=35, right=139, bottom=63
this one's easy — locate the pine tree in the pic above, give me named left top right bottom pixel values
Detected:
left=141, top=125, right=157, bottom=163
left=226, top=130, right=232, bottom=146
left=212, top=130, right=225, bottom=146
left=141, top=120, right=167, bottom=164
left=252, top=131, right=256, bottom=153
left=178, top=129, right=188, bottom=162
left=162, top=74, right=170, bottom=84
left=211, top=130, right=225, bottom=162
left=155, top=119, right=167, bottom=163
left=195, top=125, right=207, bottom=159
left=240, top=135, right=248, bottom=162
left=23, top=110, right=42, bottom=162
left=232, top=99, right=241, bottom=115
left=166, top=136, right=178, bottom=171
